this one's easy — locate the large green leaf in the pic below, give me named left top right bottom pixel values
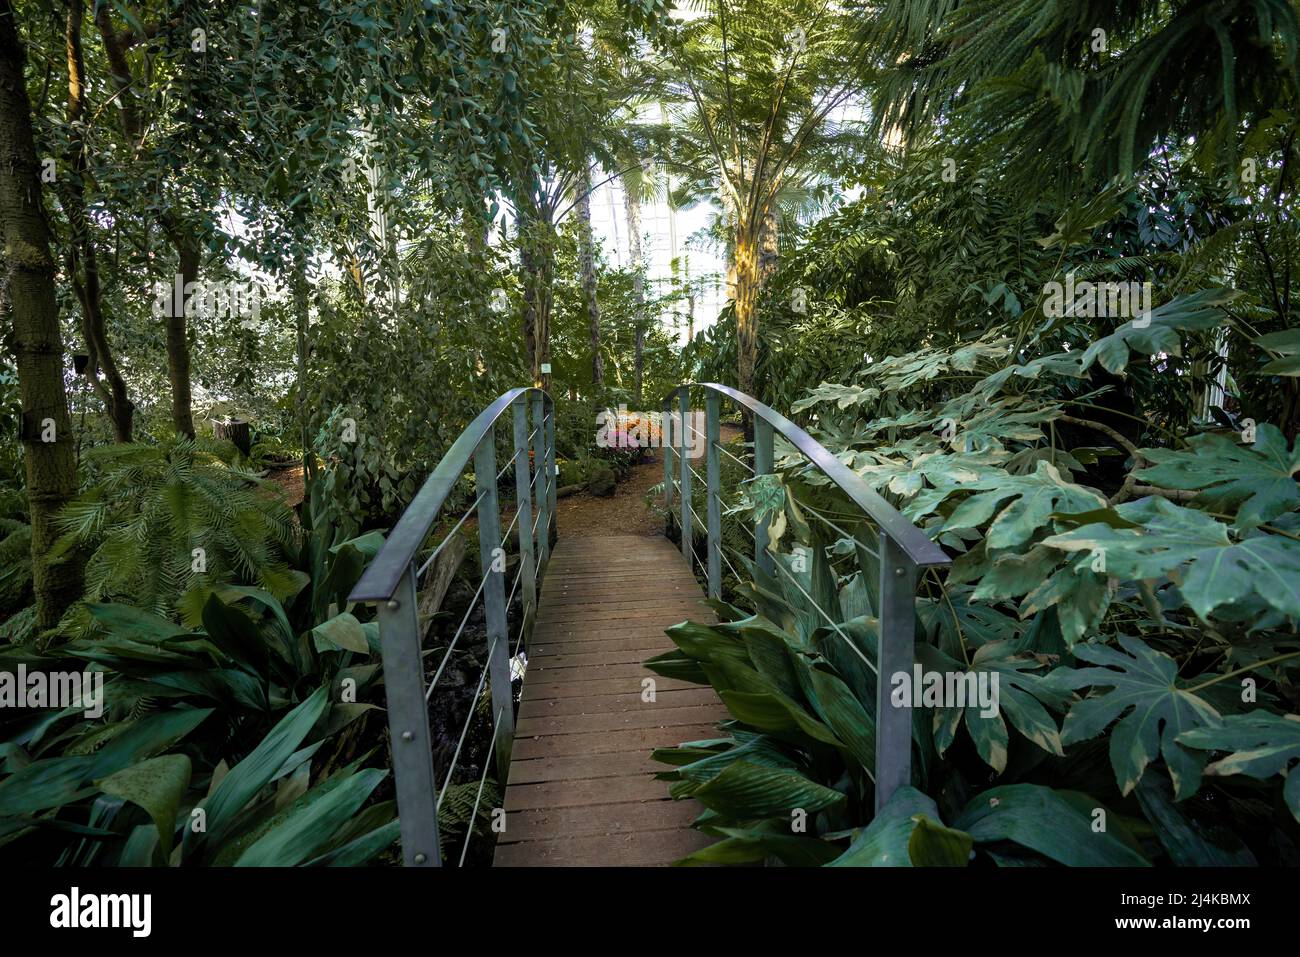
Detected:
left=922, top=640, right=1071, bottom=773
left=1136, top=425, right=1300, bottom=529
left=1134, top=773, right=1257, bottom=865
left=688, top=761, right=845, bottom=818
left=234, top=767, right=388, bottom=866
left=97, top=755, right=191, bottom=860
left=954, top=783, right=1150, bottom=866
left=1178, top=711, right=1300, bottom=823
left=1046, top=635, right=1221, bottom=798
left=828, top=785, right=947, bottom=867
left=185, top=688, right=329, bottom=857
left=1044, top=497, right=1300, bottom=620
left=674, top=826, right=842, bottom=866
left=908, top=461, right=1106, bottom=550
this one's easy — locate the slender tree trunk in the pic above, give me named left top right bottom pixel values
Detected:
left=576, top=165, right=603, bottom=388
left=95, top=9, right=197, bottom=438
left=164, top=230, right=198, bottom=438
left=0, top=1, right=83, bottom=628
left=759, top=208, right=779, bottom=284
left=733, top=222, right=761, bottom=399
left=624, top=179, right=645, bottom=405
left=59, top=0, right=132, bottom=441
left=293, top=241, right=315, bottom=482
left=519, top=196, right=554, bottom=393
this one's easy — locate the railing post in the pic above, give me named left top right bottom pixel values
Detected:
left=662, top=395, right=675, bottom=531
left=753, top=417, right=774, bottom=576
left=532, top=392, right=549, bottom=567
left=545, top=399, right=557, bottom=550
left=511, top=395, right=537, bottom=625
left=376, top=563, right=441, bottom=866
left=679, top=387, right=692, bottom=563
left=473, top=433, right=516, bottom=779
left=874, top=531, right=918, bottom=811
left=705, top=390, right=721, bottom=597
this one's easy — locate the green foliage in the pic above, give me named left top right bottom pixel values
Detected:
left=51, top=438, right=297, bottom=633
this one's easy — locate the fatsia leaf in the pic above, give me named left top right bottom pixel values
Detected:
left=920, top=641, right=1070, bottom=773
left=1135, top=425, right=1300, bottom=529
left=1046, top=635, right=1221, bottom=798
left=1044, top=497, right=1300, bottom=620
left=911, top=461, right=1105, bottom=550
left=1177, top=712, right=1300, bottom=823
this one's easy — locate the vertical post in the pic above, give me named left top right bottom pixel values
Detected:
left=545, top=398, right=557, bottom=551
left=474, top=433, right=516, bottom=779
left=874, top=531, right=918, bottom=812
left=511, top=395, right=537, bottom=624
left=662, top=396, right=674, bottom=523
left=679, top=387, right=692, bottom=563
left=532, top=391, right=549, bottom=566
left=705, top=390, right=721, bottom=597
left=753, top=417, right=774, bottom=576
left=376, top=564, right=440, bottom=866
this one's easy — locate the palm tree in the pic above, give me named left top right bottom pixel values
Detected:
left=658, top=0, right=864, bottom=400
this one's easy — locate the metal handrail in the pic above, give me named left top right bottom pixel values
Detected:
left=351, top=387, right=553, bottom=600
left=661, top=382, right=951, bottom=813
left=347, top=386, right=557, bottom=867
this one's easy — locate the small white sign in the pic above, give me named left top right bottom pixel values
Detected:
left=540, top=363, right=551, bottom=374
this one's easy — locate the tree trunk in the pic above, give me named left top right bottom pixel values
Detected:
left=576, top=165, right=603, bottom=388
left=733, top=223, right=760, bottom=399
left=624, top=179, right=645, bottom=406
left=163, top=229, right=198, bottom=438
left=293, top=242, right=315, bottom=481
left=759, top=208, right=780, bottom=284
left=213, top=419, right=251, bottom=456
left=59, top=0, right=132, bottom=442
left=519, top=197, right=554, bottom=393
left=95, top=8, right=197, bottom=439
left=0, top=1, right=83, bottom=628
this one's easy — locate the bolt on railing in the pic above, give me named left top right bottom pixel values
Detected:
left=661, top=383, right=950, bottom=812
left=349, top=388, right=556, bottom=866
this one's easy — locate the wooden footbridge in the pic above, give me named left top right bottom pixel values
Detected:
left=348, top=385, right=948, bottom=867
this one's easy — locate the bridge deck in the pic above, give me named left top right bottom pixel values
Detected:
left=494, top=535, right=724, bottom=866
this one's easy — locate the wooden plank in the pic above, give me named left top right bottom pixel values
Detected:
left=494, top=827, right=711, bottom=866
left=495, top=535, right=720, bottom=866
left=527, top=639, right=670, bottom=660
left=512, top=724, right=720, bottom=760
left=513, top=703, right=726, bottom=737
left=503, top=773, right=675, bottom=811
left=516, top=687, right=718, bottom=719
left=499, top=799, right=702, bottom=844
left=507, top=750, right=661, bottom=785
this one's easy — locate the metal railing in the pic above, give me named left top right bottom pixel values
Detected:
left=349, top=387, right=557, bottom=866
left=661, top=383, right=950, bottom=812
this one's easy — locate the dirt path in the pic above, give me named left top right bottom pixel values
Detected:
left=556, top=424, right=742, bottom=539
left=555, top=449, right=668, bottom=538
